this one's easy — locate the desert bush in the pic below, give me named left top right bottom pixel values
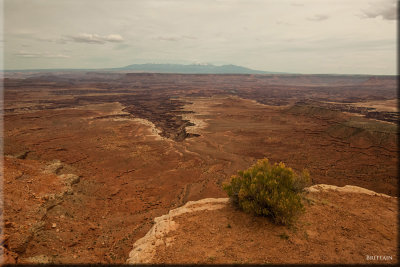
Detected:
left=223, top=158, right=310, bottom=225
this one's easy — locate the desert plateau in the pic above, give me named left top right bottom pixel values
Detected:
left=0, top=72, right=397, bottom=264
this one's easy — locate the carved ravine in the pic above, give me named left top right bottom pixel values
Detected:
left=126, top=184, right=395, bottom=264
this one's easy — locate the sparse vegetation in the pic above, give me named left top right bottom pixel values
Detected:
left=321, top=199, right=329, bottom=205
left=278, top=233, right=290, bottom=240
left=223, top=158, right=311, bottom=225
left=304, top=231, right=309, bottom=240
left=207, top=256, right=216, bottom=262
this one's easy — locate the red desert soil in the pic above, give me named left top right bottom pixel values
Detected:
left=128, top=190, right=397, bottom=264
left=1, top=73, right=398, bottom=264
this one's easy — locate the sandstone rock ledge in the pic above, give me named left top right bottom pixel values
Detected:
left=305, top=184, right=394, bottom=198
left=126, top=185, right=398, bottom=264
left=126, top=198, right=229, bottom=264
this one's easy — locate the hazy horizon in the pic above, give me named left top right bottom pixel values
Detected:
left=2, top=0, right=398, bottom=75
left=1, top=62, right=398, bottom=76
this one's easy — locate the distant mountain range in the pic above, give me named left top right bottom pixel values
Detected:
left=4, top=63, right=286, bottom=74
left=111, top=63, right=286, bottom=74
left=4, top=64, right=396, bottom=76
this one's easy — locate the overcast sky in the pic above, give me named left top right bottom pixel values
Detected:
left=2, top=0, right=398, bottom=74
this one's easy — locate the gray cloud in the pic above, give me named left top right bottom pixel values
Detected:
left=273, top=37, right=395, bottom=53
left=290, top=2, right=304, bottom=7
left=275, top=20, right=292, bottom=26
left=35, top=37, right=68, bottom=44
left=113, top=43, right=131, bottom=50
left=361, top=0, right=397, bottom=20
left=156, top=35, right=197, bottom=42
left=15, top=50, right=70, bottom=58
left=66, top=33, right=124, bottom=44
left=307, top=14, right=329, bottom=21
left=3, top=0, right=396, bottom=75
left=157, top=36, right=180, bottom=42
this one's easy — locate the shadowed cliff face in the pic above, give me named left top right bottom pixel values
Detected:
left=120, top=97, right=200, bottom=141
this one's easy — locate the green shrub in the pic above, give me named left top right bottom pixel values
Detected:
left=223, top=158, right=310, bottom=225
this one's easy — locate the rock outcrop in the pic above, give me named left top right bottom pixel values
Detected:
left=126, top=185, right=397, bottom=264
left=126, top=198, right=229, bottom=264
